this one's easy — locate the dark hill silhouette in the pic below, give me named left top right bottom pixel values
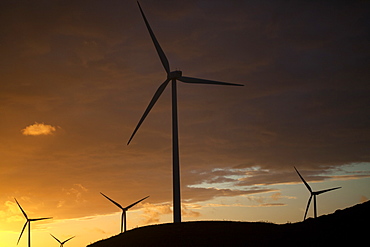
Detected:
left=87, top=200, right=369, bottom=247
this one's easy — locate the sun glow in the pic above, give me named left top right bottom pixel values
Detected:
left=0, top=230, right=18, bottom=247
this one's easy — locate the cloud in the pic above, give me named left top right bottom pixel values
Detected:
left=140, top=203, right=172, bottom=224
left=182, top=186, right=276, bottom=204
left=246, top=192, right=295, bottom=207
left=361, top=196, right=368, bottom=203
left=139, top=202, right=200, bottom=224
left=92, top=227, right=108, bottom=235
left=271, top=193, right=283, bottom=201
left=206, top=203, right=246, bottom=208
left=62, top=184, right=89, bottom=203
left=0, top=201, right=22, bottom=223
left=182, top=204, right=201, bottom=218
left=21, top=122, right=57, bottom=136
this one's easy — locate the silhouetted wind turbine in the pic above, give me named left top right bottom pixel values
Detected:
left=294, top=167, right=341, bottom=220
left=100, top=192, right=149, bottom=233
left=50, top=234, right=75, bottom=247
left=15, top=198, right=52, bottom=247
left=128, top=1, right=243, bottom=224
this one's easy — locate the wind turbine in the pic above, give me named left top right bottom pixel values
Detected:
left=294, top=167, right=341, bottom=220
left=100, top=192, right=149, bottom=233
left=15, top=198, right=52, bottom=247
left=50, top=234, right=75, bottom=247
left=128, top=1, right=243, bottom=224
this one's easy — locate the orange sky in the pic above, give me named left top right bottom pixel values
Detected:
left=1, top=0, right=370, bottom=246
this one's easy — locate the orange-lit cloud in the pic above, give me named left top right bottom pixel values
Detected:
left=246, top=193, right=295, bottom=206
left=21, top=122, right=57, bottom=136
left=0, top=201, right=22, bottom=223
left=141, top=203, right=172, bottom=224
left=181, top=203, right=201, bottom=218
left=361, top=196, right=368, bottom=203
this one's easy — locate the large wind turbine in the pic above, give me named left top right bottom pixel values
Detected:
left=15, top=198, right=52, bottom=247
left=128, top=1, right=243, bottom=224
left=50, top=234, right=75, bottom=247
left=294, top=167, right=341, bottom=220
left=100, top=192, right=149, bottom=233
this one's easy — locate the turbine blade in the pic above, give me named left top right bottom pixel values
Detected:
left=30, top=217, right=52, bottom=221
left=125, top=196, right=150, bottom=210
left=50, top=234, right=62, bottom=244
left=127, top=79, right=170, bottom=145
left=304, top=195, right=313, bottom=221
left=137, top=1, right=170, bottom=74
left=100, top=192, right=124, bottom=210
left=178, top=76, right=244, bottom=86
left=294, top=167, right=312, bottom=193
left=62, top=236, right=75, bottom=244
left=14, top=198, right=28, bottom=220
left=316, top=186, right=341, bottom=195
left=17, top=222, right=28, bottom=245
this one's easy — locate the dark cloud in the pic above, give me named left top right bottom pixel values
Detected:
left=182, top=187, right=275, bottom=203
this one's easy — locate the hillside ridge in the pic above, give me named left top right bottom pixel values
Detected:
left=88, top=200, right=369, bottom=247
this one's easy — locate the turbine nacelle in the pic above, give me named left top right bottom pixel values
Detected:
left=168, top=70, right=182, bottom=80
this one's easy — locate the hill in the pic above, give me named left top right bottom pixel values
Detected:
left=87, top=200, right=369, bottom=247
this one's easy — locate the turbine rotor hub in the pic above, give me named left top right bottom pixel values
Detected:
left=168, top=70, right=182, bottom=80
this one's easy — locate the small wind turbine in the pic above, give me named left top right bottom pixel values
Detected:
left=15, top=198, right=52, bottom=247
left=294, top=167, right=341, bottom=220
left=128, top=1, right=243, bottom=224
left=100, top=192, right=149, bottom=233
left=50, top=234, right=75, bottom=247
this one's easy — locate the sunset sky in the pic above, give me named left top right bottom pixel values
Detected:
left=1, top=0, right=370, bottom=246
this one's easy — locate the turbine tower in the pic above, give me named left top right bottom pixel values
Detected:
left=128, top=1, right=243, bottom=224
left=100, top=192, right=149, bottom=233
left=50, top=234, right=75, bottom=247
left=294, top=167, right=341, bottom=220
left=15, top=198, right=52, bottom=247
